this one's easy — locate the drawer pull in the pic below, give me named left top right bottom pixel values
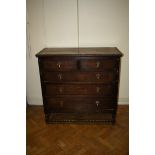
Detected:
left=57, top=63, right=61, bottom=69
left=59, top=88, right=63, bottom=93
left=60, top=101, right=63, bottom=107
left=95, top=100, right=100, bottom=106
left=96, top=73, right=100, bottom=79
left=96, top=61, right=100, bottom=68
left=96, top=87, right=100, bottom=93
left=58, top=74, right=62, bottom=80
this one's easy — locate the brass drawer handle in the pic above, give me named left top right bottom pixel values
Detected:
left=57, top=63, right=61, bottom=69
left=58, top=74, right=62, bottom=80
left=96, top=61, right=100, bottom=68
left=59, top=87, right=63, bottom=93
left=96, top=87, right=100, bottom=93
left=95, top=100, right=100, bottom=106
left=96, top=73, right=100, bottom=79
left=60, top=101, right=63, bottom=107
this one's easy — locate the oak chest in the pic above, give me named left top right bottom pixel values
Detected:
left=36, top=47, right=123, bottom=124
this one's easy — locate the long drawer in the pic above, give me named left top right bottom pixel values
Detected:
left=42, top=71, right=117, bottom=83
left=40, top=57, right=118, bottom=71
left=44, top=84, right=116, bottom=97
left=45, top=97, right=116, bottom=113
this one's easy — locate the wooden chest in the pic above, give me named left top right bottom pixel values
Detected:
left=36, top=47, right=123, bottom=124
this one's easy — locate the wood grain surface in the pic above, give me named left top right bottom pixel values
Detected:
left=27, top=105, right=128, bottom=155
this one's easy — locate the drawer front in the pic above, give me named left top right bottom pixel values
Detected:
left=43, top=71, right=116, bottom=83
left=40, top=58, right=119, bottom=71
left=80, top=58, right=118, bottom=70
left=45, top=84, right=115, bottom=96
left=41, top=59, right=77, bottom=71
left=46, top=98, right=116, bottom=113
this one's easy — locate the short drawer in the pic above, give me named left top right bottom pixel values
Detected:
left=45, top=84, right=115, bottom=97
left=41, top=59, right=77, bottom=71
left=45, top=98, right=116, bottom=113
left=43, top=71, right=117, bottom=83
left=80, top=58, right=118, bottom=70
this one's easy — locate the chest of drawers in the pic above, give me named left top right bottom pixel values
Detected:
left=36, top=47, right=123, bottom=124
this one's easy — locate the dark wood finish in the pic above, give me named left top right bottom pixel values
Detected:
left=36, top=47, right=123, bottom=123
left=41, top=59, right=77, bottom=71
left=80, top=58, right=118, bottom=70
left=48, top=113, right=113, bottom=123
left=35, top=47, right=123, bottom=57
left=46, top=98, right=116, bottom=113
left=45, top=84, right=115, bottom=96
left=43, top=71, right=116, bottom=83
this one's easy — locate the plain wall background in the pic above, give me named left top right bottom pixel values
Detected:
left=27, top=0, right=129, bottom=105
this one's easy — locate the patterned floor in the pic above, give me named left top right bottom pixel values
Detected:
left=27, top=105, right=129, bottom=155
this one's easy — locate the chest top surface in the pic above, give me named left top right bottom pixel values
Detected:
left=36, top=47, right=123, bottom=57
